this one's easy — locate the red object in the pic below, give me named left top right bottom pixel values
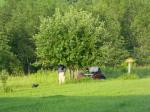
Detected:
left=77, top=72, right=106, bottom=80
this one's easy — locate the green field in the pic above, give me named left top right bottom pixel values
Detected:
left=0, top=0, right=5, bottom=7
left=0, top=0, right=150, bottom=111
left=0, top=71, right=150, bottom=112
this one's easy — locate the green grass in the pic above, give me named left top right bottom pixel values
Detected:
left=102, top=66, right=150, bottom=78
left=0, top=0, right=5, bottom=7
left=0, top=70, right=150, bottom=112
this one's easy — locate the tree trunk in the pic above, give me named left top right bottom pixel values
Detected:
left=69, top=68, right=72, bottom=80
left=69, top=66, right=76, bottom=79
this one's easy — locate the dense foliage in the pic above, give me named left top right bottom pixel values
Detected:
left=0, top=0, right=150, bottom=74
left=35, top=8, right=127, bottom=68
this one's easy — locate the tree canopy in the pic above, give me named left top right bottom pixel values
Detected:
left=35, top=8, right=128, bottom=68
left=0, top=0, right=150, bottom=74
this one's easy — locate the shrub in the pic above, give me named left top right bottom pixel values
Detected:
left=0, top=70, right=12, bottom=92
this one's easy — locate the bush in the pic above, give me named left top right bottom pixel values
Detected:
left=0, top=70, right=10, bottom=92
left=133, top=66, right=150, bottom=78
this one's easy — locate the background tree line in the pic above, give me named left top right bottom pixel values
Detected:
left=0, top=0, right=150, bottom=74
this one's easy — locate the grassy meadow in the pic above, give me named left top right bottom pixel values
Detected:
left=0, top=0, right=150, bottom=111
left=0, top=67, right=150, bottom=112
left=0, top=0, right=5, bottom=7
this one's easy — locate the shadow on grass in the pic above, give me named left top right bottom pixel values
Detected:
left=0, top=95, right=150, bottom=112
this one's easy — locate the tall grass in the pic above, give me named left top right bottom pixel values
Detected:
left=0, top=71, right=57, bottom=93
left=133, top=66, right=150, bottom=78
left=102, top=66, right=150, bottom=78
left=0, top=66, right=150, bottom=94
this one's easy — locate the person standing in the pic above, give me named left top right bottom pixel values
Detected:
left=58, top=64, right=66, bottom=84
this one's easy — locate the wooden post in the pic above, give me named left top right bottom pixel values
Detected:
left=128, top=62, right=131, bottom=74
left=125, top=58, right=134, bottom=74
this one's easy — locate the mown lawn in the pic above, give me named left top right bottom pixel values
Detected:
left=0, top=71, right=150, bottom=112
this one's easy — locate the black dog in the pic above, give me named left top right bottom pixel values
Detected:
left=32, top=83, right=39, bottom=88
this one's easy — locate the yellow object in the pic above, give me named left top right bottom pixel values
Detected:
left=125, top=58, right=134, bottom=63
left=125, top=58, right=135, bottom=74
